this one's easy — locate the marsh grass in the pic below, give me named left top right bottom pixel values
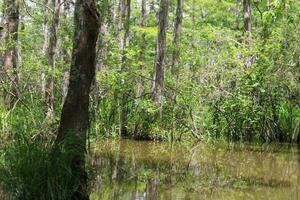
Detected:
left=0, top=132, right=77, bottom=200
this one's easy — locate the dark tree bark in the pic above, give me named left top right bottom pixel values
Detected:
left=119, top=0, right=131, bottom=137
left=152, top=0, right=169, bottom=111
left=55, top=0, right=100, bottom=199
left=243, top=0, right=251, bottom=33
left=2, top=0, right=20, bottom=107
left=45, top=0, right=61, bottom=117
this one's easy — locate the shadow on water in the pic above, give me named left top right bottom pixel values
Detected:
left=89, top=140, right=299, bottom=200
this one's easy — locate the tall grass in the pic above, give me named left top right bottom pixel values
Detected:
left=0, top=99, right=75, bottom=200
left=0, top=131, right=78, bottom=200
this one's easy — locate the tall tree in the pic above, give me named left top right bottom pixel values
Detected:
left=45, top=0, right=61, bottom=117
left=2, top=0, right=20, bottom=107
left=54, top=0, right=100, bottom=199
left=152, top=0, right=169, bottom=112
left=119, top=0, right=131, bottom=137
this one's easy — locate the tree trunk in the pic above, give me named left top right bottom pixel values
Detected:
left=136, top=0, right=147, bottom=100
left=96, top=23, right=109, bottom=72
left=2, top=0, right=20, bottom=108
left=55, top=0, right=100, bottom=199
left=152, top=0, right=169, bottom=112
left=171, top=0, right=183, bottom=140
left=61, top=0, right=71, bottom=106
left=243, top=0, right=251, bottom=33
left=46, top=0, right=61, bottom=117
left=171, top=0, right=183, bottom=77
left=119, top=0, right=131, bottom=137
left=41, top=0, right=49, bottom=98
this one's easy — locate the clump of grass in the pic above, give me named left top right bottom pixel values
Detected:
left=0, top=133, right=75, bottom=200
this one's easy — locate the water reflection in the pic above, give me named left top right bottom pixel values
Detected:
left=89, top=140, right=299, bottom=200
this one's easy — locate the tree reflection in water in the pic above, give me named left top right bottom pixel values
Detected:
left=89, top=140, right=298, bottom=200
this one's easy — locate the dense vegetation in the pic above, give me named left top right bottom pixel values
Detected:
left=0, top=0, right=299, bottom=199
left=1, top=0, right=299, bottom=142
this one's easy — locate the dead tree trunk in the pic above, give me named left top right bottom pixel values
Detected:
left=55, top=0, right=100, bottom=199
left=152, top=0, right=169, bottom=112
left=45, top=0, right=61, bottom=117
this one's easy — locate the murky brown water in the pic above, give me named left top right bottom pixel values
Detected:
left=89, top=139, right=300, bottom=200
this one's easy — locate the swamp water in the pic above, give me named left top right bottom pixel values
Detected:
left=89, top=140, right=300, bottom=200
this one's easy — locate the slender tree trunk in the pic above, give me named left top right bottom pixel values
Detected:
left=46, top=0, right=61, bottom=117
left=2, top=0, right=20, bottom=108
left=41, top=0, right=49, bottom=98
left=136, top=0, right=147, bottom=100
left=171, top=0, right=183, bottom=140
left=171, top=0, right=183, bottom=77
left=152, top=0, right=169, bottom=112
left=243, top=0, right=251, bottom=33
left=119, top=0, right=131, bottom=137
left=61, top=0, right=71, bottom=106
left=54, top=0, right=100, bottom=199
